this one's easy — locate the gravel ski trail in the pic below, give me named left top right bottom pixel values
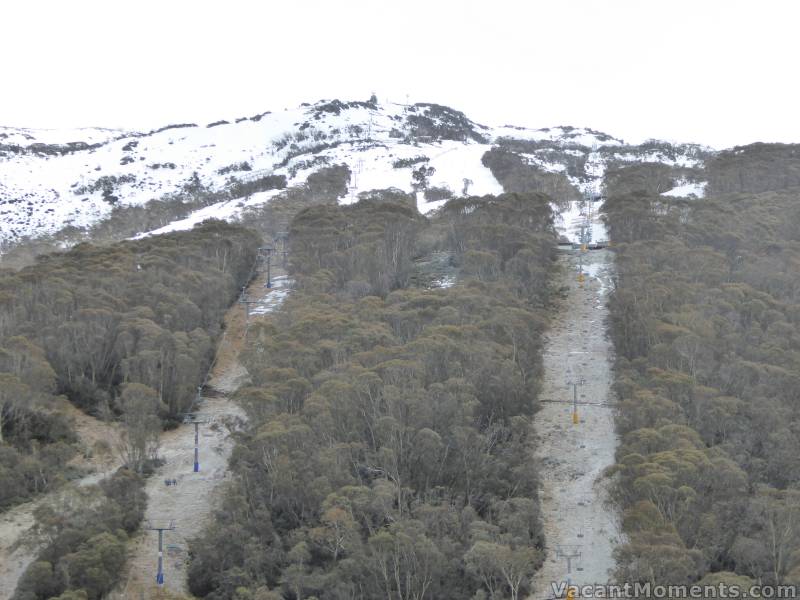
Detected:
left=530, top=248, right=621, bottom=599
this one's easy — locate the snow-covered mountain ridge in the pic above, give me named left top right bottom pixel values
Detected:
left=0, top=98, right=714, bottom=251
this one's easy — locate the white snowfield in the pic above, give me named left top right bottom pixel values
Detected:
left=661, top=179, right=707, bottom=198
left=0, top=99, right=711, bottom=248
left=0, top=126, right=131, bottom=147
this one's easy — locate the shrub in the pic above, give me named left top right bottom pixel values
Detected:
left=482, top=148, right=579, bottom=200
left=217, top=161, right=253, bottom=176
left=13, top=469, right=146, bottom=600
left=424, top=186, right=453, bottom=201
left=392, top=155, right=429, bottom=169
left=228, top=174, right=287, bottom=198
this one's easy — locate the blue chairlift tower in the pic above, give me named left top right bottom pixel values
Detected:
left=146, top=520, right=176, bottom=586
left=182, top=411, right=211, bottom=472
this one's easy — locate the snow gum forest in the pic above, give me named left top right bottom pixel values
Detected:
left=1, top=98, right=800, bottom=600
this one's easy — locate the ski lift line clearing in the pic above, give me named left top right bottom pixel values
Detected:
left=539, top=398, right=619, bottom=408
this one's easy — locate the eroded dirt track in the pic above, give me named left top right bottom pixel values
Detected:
left=0, top=495, right=45, bottom=600
left=531, top=248, right=621, bottom=599
left=0, top=403, right=122, bottom=600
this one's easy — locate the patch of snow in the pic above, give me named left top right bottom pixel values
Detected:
left=249, top=275, right=292, bottom=316
left=661, top=180, right=707, bottom=198
left=554, top=199, right=608, bottom=245
left=608, top=151, right=702, bottom=168
left=0, top=126, right=130, bottom=146
left=583, top=261, right=612, bottom=296
left=415, top=191, right=448, bottom=214
left=425, top=142, right=503, bottom=197
left=133, top=190, right=282, bottom=239
left=521, top=153, right=568, bottom=174
left=431, top=274, right=456, bottom=289
left=329, top=140, right=502, bottom=214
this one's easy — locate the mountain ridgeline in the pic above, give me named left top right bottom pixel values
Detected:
left=0, top=97, right=719, bottom=264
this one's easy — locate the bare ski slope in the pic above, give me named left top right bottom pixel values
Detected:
left=531, top=248, right=621, bottom=599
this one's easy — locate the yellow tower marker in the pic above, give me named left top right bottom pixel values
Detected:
left=566, top=585, right=578, bottom=600
left=568, top=378, right=584, bottom=425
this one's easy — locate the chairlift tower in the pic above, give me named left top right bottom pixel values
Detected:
left=275, top=231, right=289, bottom=267
left=566, top=377, right=586, bottom=424
left=582, top=189, right=593, bottom=245
left=145, top=520, right=176, bottom=586
left=238, top=246, right=279, bottom=324
left=259, top=246, right=274, bottom=289
left=238, top=286, right=259, bottom=323
left=556, top=544, right=583, bottom=585
left=182, top=413, right=211, bottom=472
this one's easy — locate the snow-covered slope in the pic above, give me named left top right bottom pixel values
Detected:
left=0, top=99, right=716, bottom=249
left=494, top=124, right=624, bottom=147
left=0, top=126, right=130, bottom=147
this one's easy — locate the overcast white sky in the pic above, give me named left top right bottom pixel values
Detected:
left=1, top=0, right=798, bottom=148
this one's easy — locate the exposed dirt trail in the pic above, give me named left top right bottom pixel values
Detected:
left=530, top=248, right=621, bottom=599
left=0, top=501, right=40, bottom=600
left=0, top=403, right=122, bottom=600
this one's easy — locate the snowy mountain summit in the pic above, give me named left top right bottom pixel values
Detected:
left=0, top=98, right=713, bottom=251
